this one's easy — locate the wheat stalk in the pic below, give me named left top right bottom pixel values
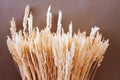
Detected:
left=7, top=5, right=109, bottom=80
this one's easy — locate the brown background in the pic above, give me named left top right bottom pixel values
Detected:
left=0, top=0, right=120, bottom=80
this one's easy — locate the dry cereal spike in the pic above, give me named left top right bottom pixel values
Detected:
left=7, top=5, right=109, bottom=80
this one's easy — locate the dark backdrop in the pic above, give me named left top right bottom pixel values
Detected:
left=0, top=0, right=120, bottom=80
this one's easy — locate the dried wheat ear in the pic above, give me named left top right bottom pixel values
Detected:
left=7, top=5, right=109, bottom=80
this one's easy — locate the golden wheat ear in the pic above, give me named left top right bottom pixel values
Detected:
left=7, top=5, right=109, bottom=80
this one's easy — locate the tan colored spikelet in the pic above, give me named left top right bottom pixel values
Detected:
left=7, top=5, right=109, bottom=80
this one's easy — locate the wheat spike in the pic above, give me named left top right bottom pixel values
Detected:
left=7, top=5, right=109, bottom=80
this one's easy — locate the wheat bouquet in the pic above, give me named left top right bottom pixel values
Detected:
left=7, top=5, right=109, bottom=80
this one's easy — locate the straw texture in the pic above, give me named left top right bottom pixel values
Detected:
left=7, top=5, right=109, bottom=80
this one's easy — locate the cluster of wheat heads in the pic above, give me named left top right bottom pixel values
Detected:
left=7, top=5, right=109, bottom=80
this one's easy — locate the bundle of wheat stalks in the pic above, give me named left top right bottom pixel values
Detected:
left=7, top=5, right=109, bottom=80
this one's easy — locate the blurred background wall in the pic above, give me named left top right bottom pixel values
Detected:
left=0, top=0, right=120, bottom=80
